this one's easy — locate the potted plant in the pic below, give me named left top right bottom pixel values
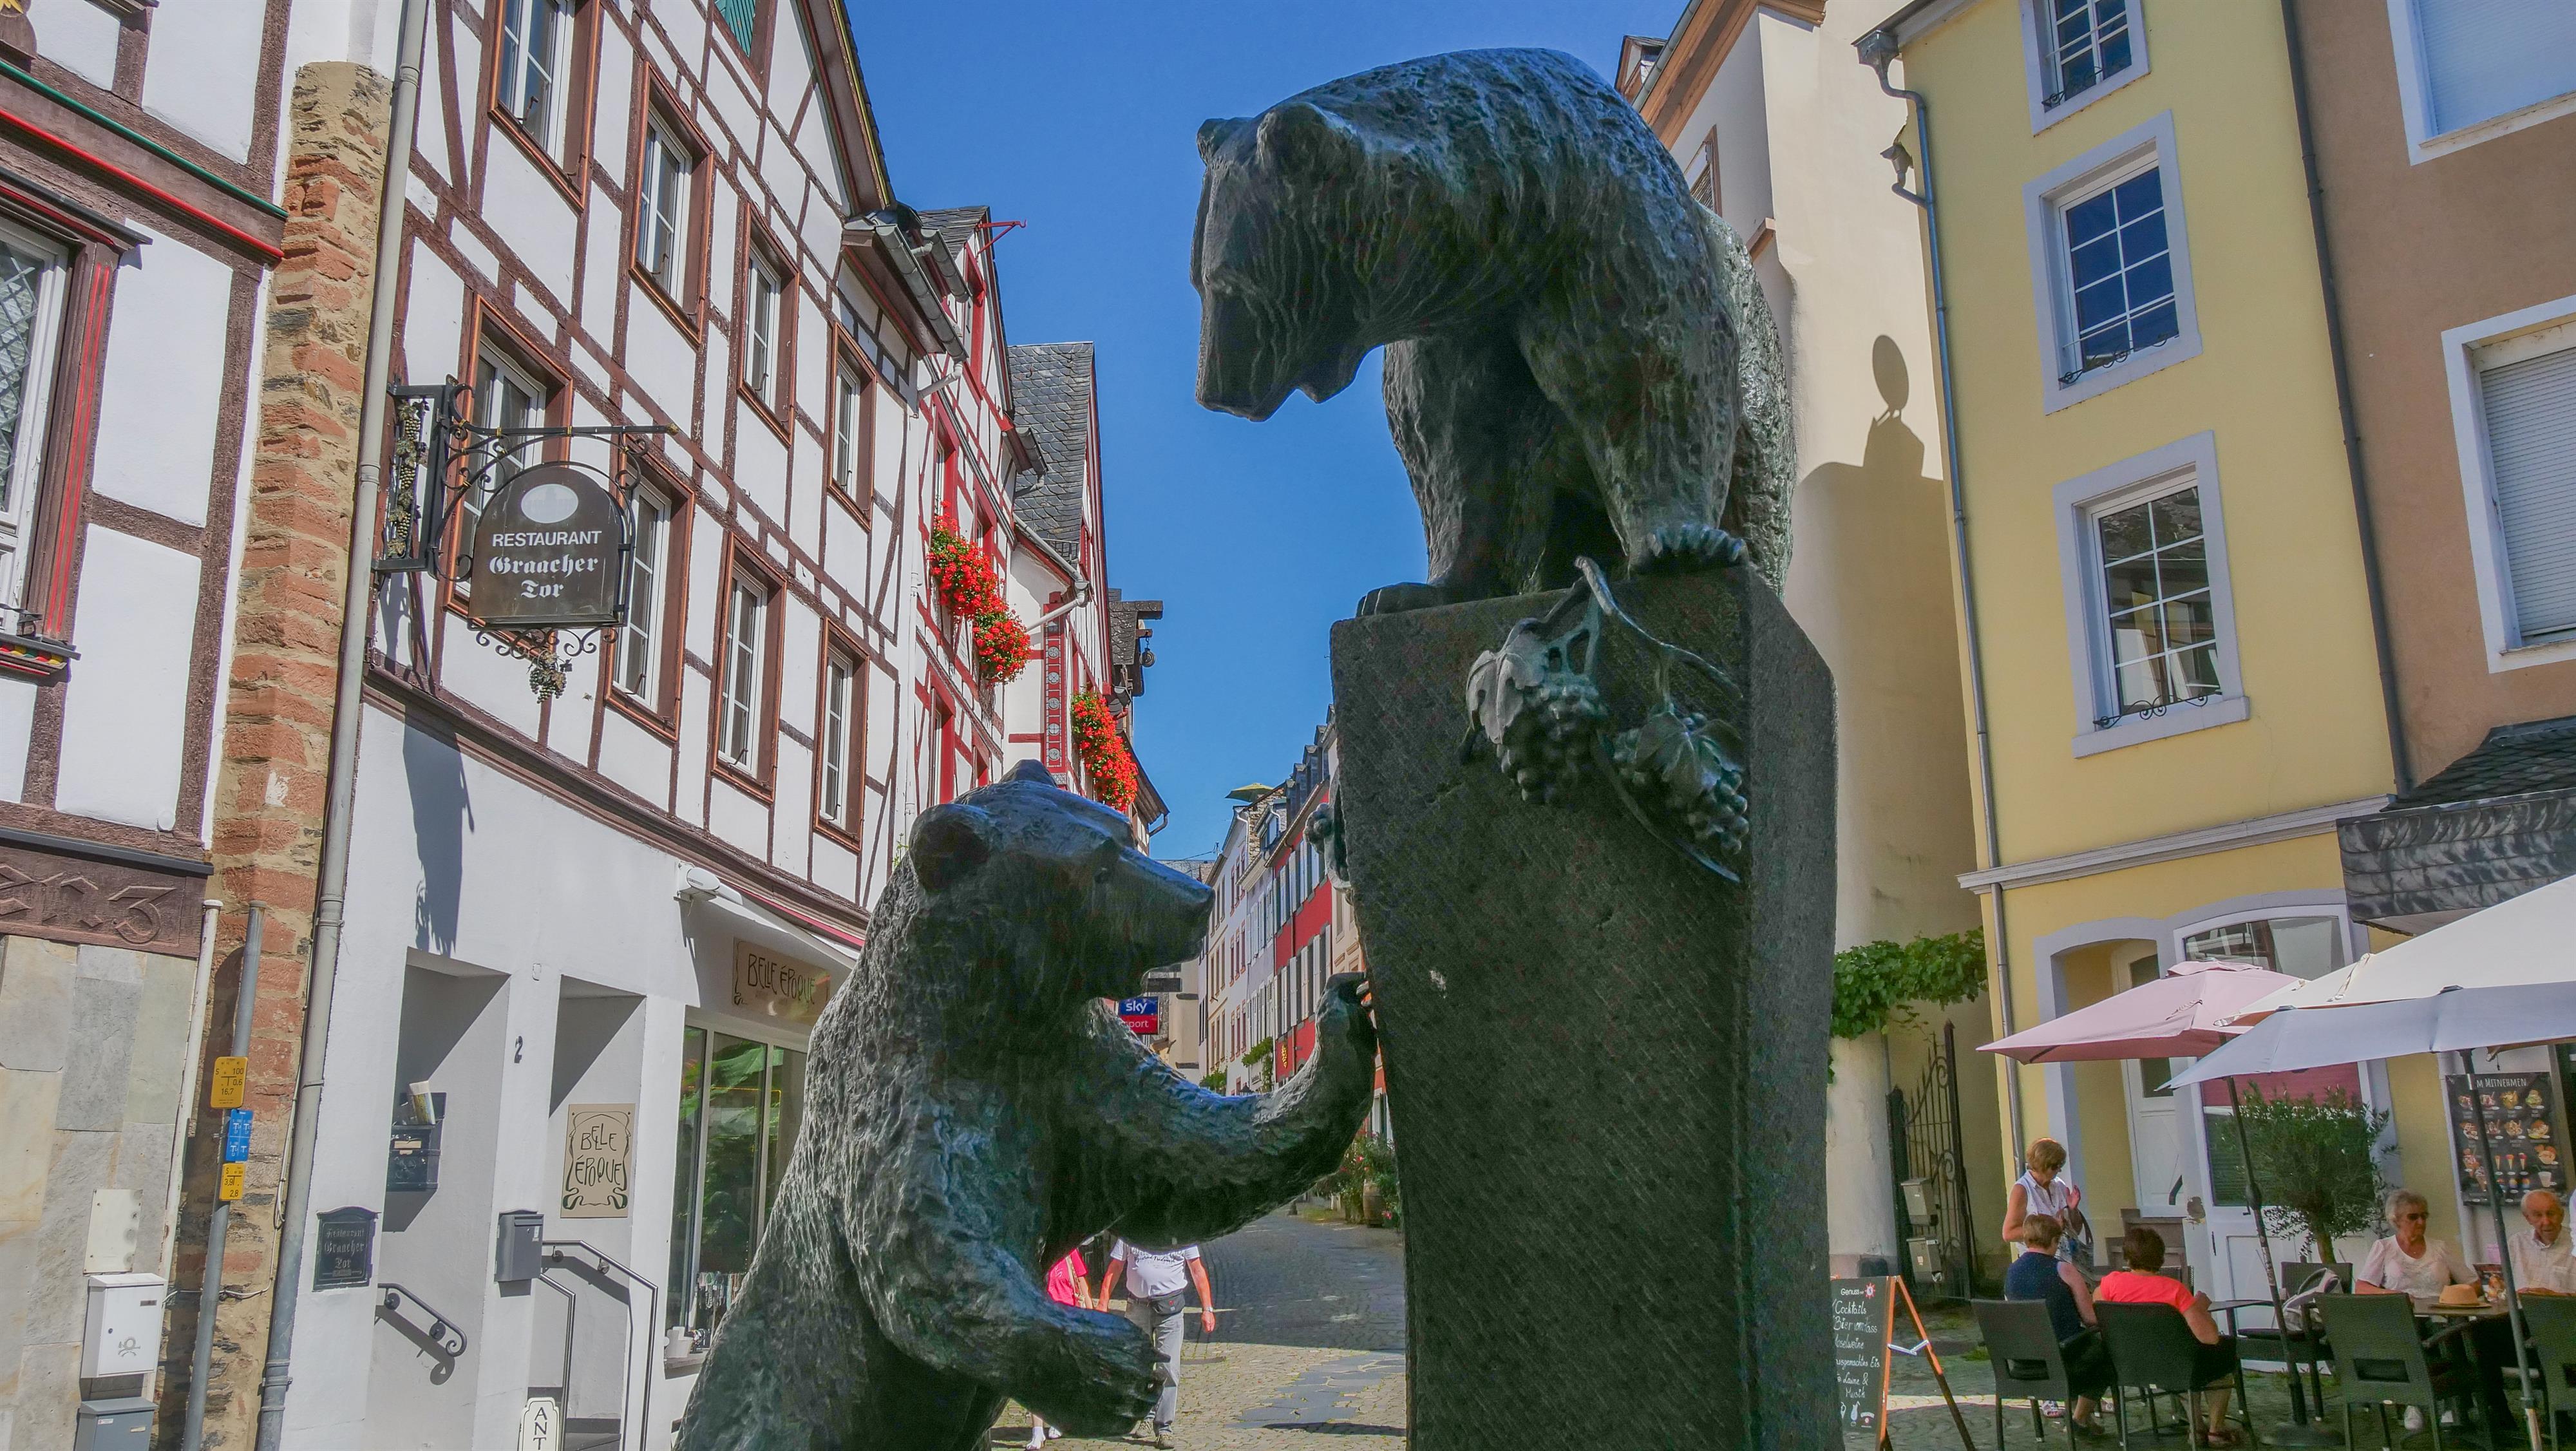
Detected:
left=2237, top=1083, right=2391, bottom=1264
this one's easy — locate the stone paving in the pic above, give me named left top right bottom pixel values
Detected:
left=992, top=1208, right=1409, bottom=1451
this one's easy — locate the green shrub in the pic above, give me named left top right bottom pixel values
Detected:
left=1830, top=929, right=1987, bottom=1042
left=2236, top=1084, right=2389, bottom=1262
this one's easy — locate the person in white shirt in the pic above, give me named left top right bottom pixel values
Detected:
left=2510, top=1189, right=2576, bottom=1295
left=2357, top=1188, right=2479, bottom=1307
left=1108, top=1239, right=1217, bottom=1448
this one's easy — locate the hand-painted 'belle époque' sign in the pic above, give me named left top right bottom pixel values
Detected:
left=733, top=942, right=829, bottom=1025
left=468, top=463, right=624, bottom=629
left=560, top=1105, right=634, bottom=1219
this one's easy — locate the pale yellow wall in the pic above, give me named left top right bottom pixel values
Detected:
left=2057, top=943, right=2143, bottom=1228
left=1900, top=0, right=2394, bottom=869
left=2386, top=1052, right=2465, bottom=1251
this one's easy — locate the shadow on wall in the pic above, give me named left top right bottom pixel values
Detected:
left=404, top=712, right=473, bottom=954
left=1792, top=335, right=1978, bottom=920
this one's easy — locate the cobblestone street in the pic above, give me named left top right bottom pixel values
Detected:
left=995, top=1209, right=1408, bottom=1450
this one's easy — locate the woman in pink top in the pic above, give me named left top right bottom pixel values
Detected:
left=1025, top=1250, right=1094, bottom=1448
left=2096, top=1226, right=2240, bottom=1447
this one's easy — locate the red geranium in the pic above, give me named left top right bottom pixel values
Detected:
left=927, top=510, right=1034, bottom=683
left=1069, top=690, right=1140, bottom=812
left=974, top=614, right=1034, bottom=682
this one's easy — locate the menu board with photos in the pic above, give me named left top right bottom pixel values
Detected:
left=2447, top=1070, right=2568, bottom=1205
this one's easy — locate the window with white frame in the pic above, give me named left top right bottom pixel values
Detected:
left=2052, top=432, right=2245, bottom=754
left=717, top=572, right=769, bottom=772
left=2473, top=323, right=2576, bottom=645
left=2389, top=0, right=2576, bottom=155
left=460, top=345, right=550, bottom=596
left=820, top=648, right=858, bottom=830
left=832, top=361, right=867, bottom=497
left=1686, top=128, right=1719, bottom=212
left=2026, top=115, right=2199, bottom=412
left=0, top=231, right=69, bottom=614
left=638, top=119, right=693, bottom=301
left=744, top=255, right=783, bottom=409
left=495, top=0, right=572, bottom=157
left=2040, top=0, right=2134, bottom=109
left=614, top=483, right=672, bottom=704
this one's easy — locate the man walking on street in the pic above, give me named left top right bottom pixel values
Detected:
left=1107, top=1238, right=1217, bottom=1447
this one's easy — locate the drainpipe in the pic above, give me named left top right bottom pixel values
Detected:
left=160, top=898, right=223, bottom=1281
left=1019, top=524, right=1093, bottom=628
left=2278, top=0, right=2410, bottom=793
left=1859, top=30, right=2025, bottom=1155
left=253, top=1, right=430, bottom=1445
left=183, top=907, right=261, bottom=1451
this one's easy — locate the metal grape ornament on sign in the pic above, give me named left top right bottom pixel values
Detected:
left=465, top=463, right=626, bottom=629
left=1462, top=558, right=1750, bottom=882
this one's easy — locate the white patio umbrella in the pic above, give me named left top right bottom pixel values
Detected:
left=2174, top=981, right=2576, bottom=1451
left=2226, top=873, right=2576, bottom=1025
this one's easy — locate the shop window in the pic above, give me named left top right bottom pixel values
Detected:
left=667, top=1027, right=806, bottom=1334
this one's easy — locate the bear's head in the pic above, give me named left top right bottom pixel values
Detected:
left=904, top=759, right=1213, bottom=1009
left=1191, top=101, right=1374, bottom=422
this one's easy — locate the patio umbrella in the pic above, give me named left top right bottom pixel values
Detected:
left=2224, top=873, right=2576, bottom=1023
left=1980, top=962, right=2334, bottom=1441
left=2173, top=983, right=2576, bottom=1451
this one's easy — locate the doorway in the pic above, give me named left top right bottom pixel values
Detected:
left=2119, top=950, right=2187, bottom=1222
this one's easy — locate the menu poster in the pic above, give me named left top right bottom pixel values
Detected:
left=2447, top=1071, right=2567, bottom=1205
left=1832, top=1277, right=1894, bottom=1439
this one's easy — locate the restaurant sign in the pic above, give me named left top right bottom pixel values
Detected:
left=560, top=1104, right=634, bottom=1219
left=466, top=463, right=625, bottom=629
left=733, top=941, right=830, bottom=1025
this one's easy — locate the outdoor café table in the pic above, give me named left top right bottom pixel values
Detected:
left=2417, top=1300, right=2517, bottom=1439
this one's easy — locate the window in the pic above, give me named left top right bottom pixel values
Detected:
left=717, top=570, right=770, bottom=773
left=638, top=118, right=694, bottom=303
left=0, top=231, right=68, bottom=614
left=2445, top=299, right=2576, bottom=670
left=712, top=0, right=760, bottom=54
left=744, top=254, right=784, bottom=412
left=494, top=0, right=571, bottom=156
left=2388, top=0, right=2576, bottom=160
left=2024, top=114, right=2200, bottom=412
left=459, top=343, right=552, bottom=596
left=2052, top=432, right=2247, bottom=755
left=614, top=483, right=673, bottom=705
left=819, top=648, right=858, bottom=831
left=1686, top=128, right=1718, bottom=211
left=666, top=1027, right=805, bottom=1334
left=2041, top=0, right=2132, bottom=108
left=831, top=359, right=869, bottom=499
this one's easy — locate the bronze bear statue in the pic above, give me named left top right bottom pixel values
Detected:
left=678, top=761, right=1377, bottom=1450
left=1193, top=48, right=1794, bottom=613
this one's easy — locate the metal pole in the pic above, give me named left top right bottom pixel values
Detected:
left=2459, top=1050, right=2544, bottom=1451
left=253, top=2, right=430, bottom=1445
left=182, top=906, right=262, bottom=1451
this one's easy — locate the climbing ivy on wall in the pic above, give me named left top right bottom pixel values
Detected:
left=1830, top=929, right=1988, bottom=1042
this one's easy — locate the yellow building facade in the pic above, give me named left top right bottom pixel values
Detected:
left=1866, top=0, right=2416, bottom=1294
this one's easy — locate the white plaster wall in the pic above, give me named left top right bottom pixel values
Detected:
left=37, top=0, right=122, bottom=91
left=735, top=406, right=788, bottom=524
left=138, top=0, right=265, bottom=162
left=55, top=528, right=198, bottom=830
left=483, top=139, right=580, bottom=310
left=90, top=230, right=234, bottom=526
left=0, top=676, right=35, bottom=802
left=402, top=243, right=466, bottom=383
left=581, top=185, right=623, bottom=335
left=596, top=706, right=675, bottom=809
left=625, top=289, right=697, bottom=423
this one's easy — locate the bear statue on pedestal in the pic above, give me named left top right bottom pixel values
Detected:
left=678, top=760, right=1378, bottom=1451
left=1192, top=47, right=1795, bottom=614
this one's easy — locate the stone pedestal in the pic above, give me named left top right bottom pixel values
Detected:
left=1329, top=567, right=1835, bottom=1450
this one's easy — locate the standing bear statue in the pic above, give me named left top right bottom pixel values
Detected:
left=1193, top=48, right=1795, bottom=614
left=679, top=760, right=1378, bottom=1450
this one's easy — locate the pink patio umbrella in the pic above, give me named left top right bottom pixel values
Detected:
left=1979, top=960, right=2333, bottom=1444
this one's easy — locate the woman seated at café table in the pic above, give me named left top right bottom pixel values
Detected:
left=2356, top=1188, right=2478, bottom=1306
left=2003, top=1213, right=2113, bottom=1439
left=2096, top=1225, right=2242, bottom=1448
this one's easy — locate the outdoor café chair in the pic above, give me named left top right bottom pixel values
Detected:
left=2316, top=1293, right=2490, bottom=1450
left=2236, top=1262, right=2351, bottom=1419
left=2503, top=1293, right=2576, bottom=1449
left=2096, top=1301, right=2251, bottom=1449
left=1975, top=1299, right=2092, bottom=1446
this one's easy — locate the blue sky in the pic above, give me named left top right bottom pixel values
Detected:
left=851, top=1, right=1680, bottom=858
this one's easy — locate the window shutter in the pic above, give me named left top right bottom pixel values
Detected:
left=2412, top=0, right=2576, bottom=136
left=2483, top=343, right=2576, bottom=641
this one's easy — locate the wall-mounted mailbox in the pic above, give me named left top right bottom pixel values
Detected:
left=73, top=1396, right=154, bottom=1450
left=496, top=1209, right=545, bottom=1283
left=1900, top=1177, right=1938, bottom=1227
left=387, top=1094, right=444, bottom=1194
left=81, top=1273, right=166, bottom=1378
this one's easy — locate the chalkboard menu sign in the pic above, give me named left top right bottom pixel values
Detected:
left=2448, top=1070, right=2568, bottom=1205
left=1833, top=1277, right=1895, bottom=1439
left=312, top=1206, right=377, bottom=1289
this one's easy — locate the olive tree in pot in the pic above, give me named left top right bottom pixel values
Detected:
left=2237, top=1084, right=2391, bottom=1266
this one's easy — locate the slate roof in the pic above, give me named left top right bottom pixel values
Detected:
left=914, top=205, right=986, bottom=256
left=1007, top=341, right=1094, bottom=558
left=2397, top=714, right=2576, bottom=808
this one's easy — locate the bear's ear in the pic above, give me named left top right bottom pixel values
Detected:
left=1253, top=102, right=1359, bottom=182
left=910, top=802, right=996, bottom=895
left=1197, top=117, right=1247, bottom=164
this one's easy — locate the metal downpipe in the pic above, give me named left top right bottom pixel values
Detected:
left=252, top=2, right=431, bottom=1445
